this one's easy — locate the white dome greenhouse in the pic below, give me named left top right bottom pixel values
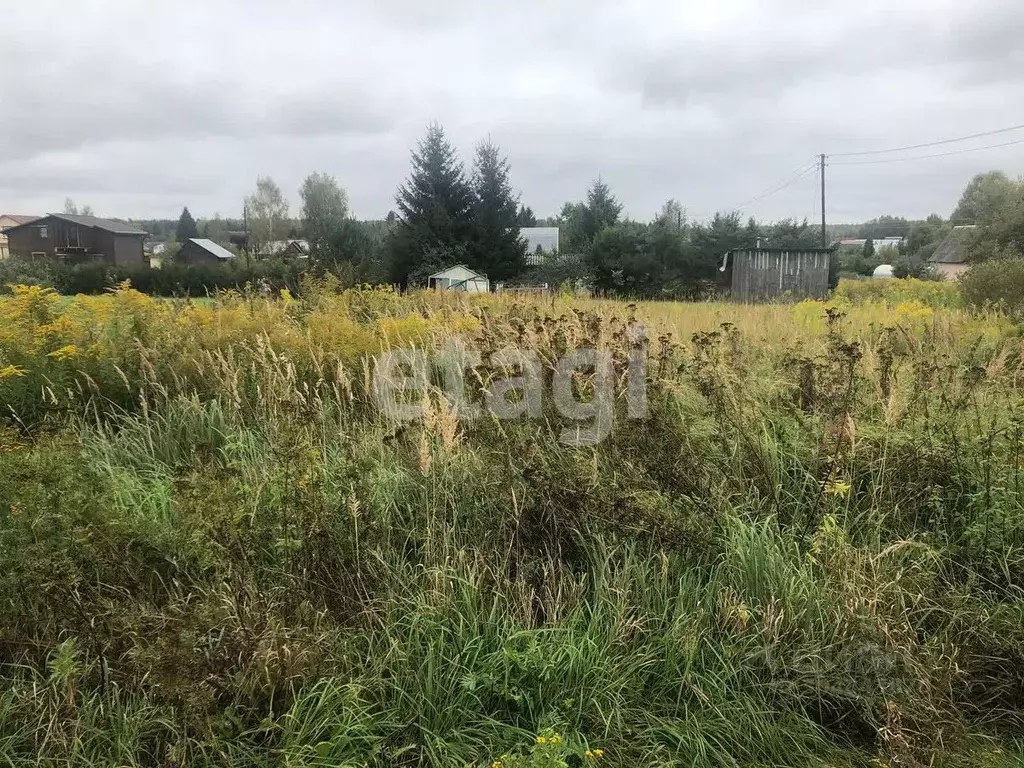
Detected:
left=873, top=264, right=895, bottom=279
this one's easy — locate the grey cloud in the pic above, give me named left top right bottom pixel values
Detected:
left=0, top=60, right=395, bottom=157
left=0, top=0, right=1023, bottom=222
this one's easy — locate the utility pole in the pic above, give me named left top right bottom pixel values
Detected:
left=243, top=203, right=252, bottom=267
left=819, top=153, right=827, bottom=248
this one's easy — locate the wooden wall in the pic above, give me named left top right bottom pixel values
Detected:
left=730, top=249, right=831, bottom=302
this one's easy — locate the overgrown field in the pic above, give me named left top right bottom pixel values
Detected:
left=1, top=279, right=1023, bottom=767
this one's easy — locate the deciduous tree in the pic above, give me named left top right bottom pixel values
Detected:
left=245, top=176, right=289, bottom=258
left=300, top=172, right=349, bottom=261
left=952, top=171, right=1019, bottom=225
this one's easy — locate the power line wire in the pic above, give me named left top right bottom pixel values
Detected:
left=830, top=122, right=1024, bottom=157
left=732, top=160, right=818, bottom=212
left=830, top=137, right=1024, bottom=166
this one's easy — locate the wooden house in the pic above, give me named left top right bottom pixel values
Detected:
left=3, top=213, right=147, bottom=266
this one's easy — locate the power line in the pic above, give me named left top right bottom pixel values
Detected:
left=830, top=122, right=1024, bottom=158
left=830, top=137, right=1024, bottom=166
left=732, top=159, right=818, bottom=211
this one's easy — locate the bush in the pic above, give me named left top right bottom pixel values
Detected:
left=0, top=258, right=51, bottom=289
left=0, top=258, right=308, bottom=297
left=960, top=257, right=1024, bottom=315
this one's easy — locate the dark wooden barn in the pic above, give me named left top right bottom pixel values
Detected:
left=177, top=238, right=237, bottom=265
left=722, top=247, right=834, bottom=302
left=3, top=213, right=147, bottom=267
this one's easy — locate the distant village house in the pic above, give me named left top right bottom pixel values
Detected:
left=177, top=238, right=237, bottom=265
left=836, top=237, right=904, bottom=251
left=265, top=240, right=310, bottom=258
left=520, top=227, right=560, bottom=265
left=0, top=214, right=39, bottom=259
left=3, top=213, right=147, bottom=266
left=928, top=225, right=976, bottom=280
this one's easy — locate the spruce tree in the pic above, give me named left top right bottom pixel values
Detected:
left=470, top=139, right=527, bottom=282
left=516, top=205, right=538, bottom=227
left=562, top=178, right=624, bottom=252
left=176, top=206, right=199, bottom=242
left=581, top=177, right=622, bottom=245
left=389, top=124, right=474, bottom=284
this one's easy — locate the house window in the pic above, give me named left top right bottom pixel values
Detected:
left=37, top=225, right=49, bottom=238
left=31, top=252, right=47, bottom=261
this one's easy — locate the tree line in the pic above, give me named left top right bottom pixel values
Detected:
left=131, top=124, right=828, bottom=297
left=137, top=125, right=1023, bottom=297
left=831, top=171, right=1024, bottom=280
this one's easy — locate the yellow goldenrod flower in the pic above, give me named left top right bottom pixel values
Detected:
left=536, top=736, right=546, bottom=744
left=824, top=479, right=851, bottom=498
left=0, top=365, right=27, bottom=379
left=550, top=734, right=561, bottom=745
left=47, top=344, right=79, bottom=361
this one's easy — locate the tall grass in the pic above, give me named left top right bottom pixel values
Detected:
left=0, top=281, right=1022, bottom=766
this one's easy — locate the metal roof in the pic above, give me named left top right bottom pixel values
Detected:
left=929, top=225, right=977, bottom=265
left=188, top=238, right=236, bottom=260
left=836, top=237, right=904, bottom=250
left=265, top=239, right=310, bottom=255
left=3, top=213, right=148, bottom=236
left=0, top=214, right=40, bottom=226
left=51, top=213, right=148, bottom=235
left=428, top=264, right=486, bottom=279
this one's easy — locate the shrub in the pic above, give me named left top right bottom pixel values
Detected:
left=0, top=257, right=307, bottom=297
left=960, top=257, right=1024, bottom=315
left=0, top=257, right=53, bottom=290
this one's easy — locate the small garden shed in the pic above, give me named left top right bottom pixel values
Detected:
left=721, top=248, right=833, bottom=301
left=427, top=265, right=490, bottom=293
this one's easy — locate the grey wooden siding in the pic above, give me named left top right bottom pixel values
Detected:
left=730, top=249, right=831, bottom=302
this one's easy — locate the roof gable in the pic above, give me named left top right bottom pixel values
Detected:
left=187, top=239, right=236, bottom=260
left=429, top=264, right=486, bottom=280
left=929, top=225, right=977, bottom=265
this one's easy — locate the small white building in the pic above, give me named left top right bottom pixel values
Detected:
left=264, top=239, right=310, bottom=259
left=427, top=265, right=490, bottom=293
left=520, top=227, right=559, bottom=265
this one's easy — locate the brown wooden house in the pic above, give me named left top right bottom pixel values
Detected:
left=3, top=214, right=147, bottom=266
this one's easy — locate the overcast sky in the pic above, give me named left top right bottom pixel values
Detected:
left=1, top=0, right=1022, bottom=224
